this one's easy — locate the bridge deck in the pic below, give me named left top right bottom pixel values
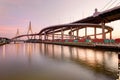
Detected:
left=73, top=5, right=120, bottom=24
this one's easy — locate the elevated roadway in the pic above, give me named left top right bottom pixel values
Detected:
left=12, top=5, right=120, bottom=40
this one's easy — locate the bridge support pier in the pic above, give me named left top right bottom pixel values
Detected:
left=73, top=31, right=74, bottom=39
left=52, top=30, right=54, bottom=41
left=94, top=27, right=97, bottom=39
left=44, top=33, right=46, bottom=41
left=76, top=27, right=79, bottom=40
left=110, top=31, right=112, bottom=39
left=85, top=27, right=87, bottom=38
left=46, top=35, right=48, bottom=40
left=102, top=21, right=106, bottom=39
left=61, top=28, right=64, bottom=41
left=70, top=27, right=73, bottom=40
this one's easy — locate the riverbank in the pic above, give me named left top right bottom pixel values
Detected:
left=41, top=41, right=120, bottom=52
left=0, top=37, right=11, bottom=46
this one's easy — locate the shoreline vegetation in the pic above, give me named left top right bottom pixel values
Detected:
left=0, top=37, right=10, bottom=46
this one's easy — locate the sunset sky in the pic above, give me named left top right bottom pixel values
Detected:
left=0, top=0, right=120, bottom=38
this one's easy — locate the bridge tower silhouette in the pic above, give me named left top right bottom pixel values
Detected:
left=27, top=21, right=33, bottom=39
left=16, top=29, right=20, bottom=37
left=13, top=29, right=20, bottom=43
left=15, top=29, right=20, bottom=40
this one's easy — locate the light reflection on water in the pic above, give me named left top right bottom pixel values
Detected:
left=0, top=43, right=118, bottom=80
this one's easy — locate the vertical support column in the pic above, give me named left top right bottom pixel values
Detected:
left=33, top=32, right=36, bottom=39
left=46, top=34, right=48, bottom=41
left=39, top=34, right=42, bottom=42
left=44, top=33, right=46, bottom=41
left=110, top=31, right=112, bottom=39
left=85, top=27, right=87, bottom=38
left=70, top=27, right=73, bottom=40
left=94, top=27, right=97, bottom=39
left=76, top=27, right=79, bottom=40
left=101, top=21, right=106, bottom=39
left=61, top=28, right=64, bottom=41
left=73, top=31, right=74, bottom=39
left=52, top=30, right=54, bottom=41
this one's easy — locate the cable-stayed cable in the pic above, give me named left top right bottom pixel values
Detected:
left=106, top=0, right=118, bottom=9
left=100, top=0, right=112, bottom=11
left=115, top=1, right=120, bottom=7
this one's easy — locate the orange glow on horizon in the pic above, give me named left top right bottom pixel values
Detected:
left=0, top=26, right=25, bottom=38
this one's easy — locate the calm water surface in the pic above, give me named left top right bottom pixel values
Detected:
left=0, top=43, right=118, bottom=80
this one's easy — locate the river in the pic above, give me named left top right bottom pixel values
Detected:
left=0, top=43, right=118, bottom=80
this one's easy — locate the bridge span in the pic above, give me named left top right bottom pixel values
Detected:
left=11, top=6, right=120, bottom=49
left=38, top=5, right=120, bottom=41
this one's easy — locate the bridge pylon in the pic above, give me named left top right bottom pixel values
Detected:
left=13, top=29, right=20, bottom=43
left=27, top=21, right=33, bottom=39
left=15, top=29, right=20, bottom=40
left=16, top=29, right=19, bottom=36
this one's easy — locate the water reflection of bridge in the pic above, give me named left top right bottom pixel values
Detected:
left=5, top=43, right=117, bottom=79
left=0, top=43, right=117, bottom=80
left=38, top=43, right=117, bottom=79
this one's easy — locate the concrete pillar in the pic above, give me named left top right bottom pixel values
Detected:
left=76, top=27, right=79, bottom=39
left=39, top=35, right=42, bottom=42
left=73, top=31, right=74, bottom=39
left=39, top=35, right=41, bottom=40
left=52, top=30, right=54, bottom=41
left=110, top=31, right=112, bottom=39
left=70, top=27, right=73, bottom=40
left=46, top=34, right=48, bottom=40
left=61, top=28, right=64, bottom=41
left=44, top=33, right=46, bottom=41
left=85, top=27, right=87, bottom=38
left=94, top=27, right=97, bottom=39
left=101, top=21, right=106, bottom=39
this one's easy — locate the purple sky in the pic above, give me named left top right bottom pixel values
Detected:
left=0, top=0, right=120, bottom=38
